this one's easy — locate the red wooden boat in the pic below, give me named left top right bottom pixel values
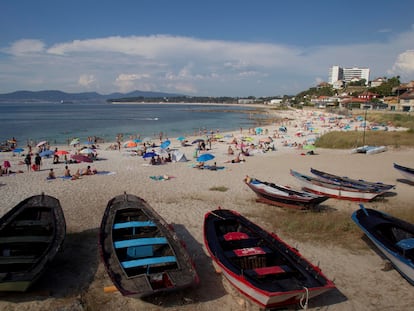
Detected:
left=203, top=209, right=335, bottom=309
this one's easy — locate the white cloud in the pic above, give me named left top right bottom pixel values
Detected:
left=5, top=39, right=45, bottom=55
left=114, top=73, right=151, bottom=92
left=1, top=30, right=414, bottom=96
left=78, top=74, right=96, bottom=88
left=390, top=50, right=414, bottom=75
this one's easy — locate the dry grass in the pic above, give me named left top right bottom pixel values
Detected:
left=261, top=208, right=365, bottom=250
left=316, top=130, right=414, bottom=149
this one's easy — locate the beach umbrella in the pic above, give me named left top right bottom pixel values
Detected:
left=160, top=140, right=171, bottom=149
left=255, top=127, right=263, bottom=134
left=123, top=141, right=137, bottom=148
left=177, top=136, right=186, bottom=141
left=39, top=150, right=54, bottom=157
left=142, top=152, right=157, bottom=158
left=243, top=137, right=254, bottom=143
left=192, top=138, right=204, bottom=144
left=303, top=144, right=316, bottom=150
left=134, top=139, right=142, bottom=143
left=55, top=150, right=69, bottom=156
left=36, top=141, right=47, bottom=148
left=142, top=137, right=152, bottom=143
left=79, top=148, right=95, bottom=155
left=71, top=154, right=93, bottom=163
left=12, top=148, right=24, bottom=154
left=70, top=138, right=80, bottom=145
left=197, top=153, right=215, bottom=162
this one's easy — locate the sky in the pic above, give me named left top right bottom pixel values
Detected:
left=1, top=1, right=414, bottom=97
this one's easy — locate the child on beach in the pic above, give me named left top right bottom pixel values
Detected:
left=47, top=168, right=56, bottom=179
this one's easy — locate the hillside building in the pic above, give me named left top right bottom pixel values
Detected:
left=329, top=65, right=370, bottom=86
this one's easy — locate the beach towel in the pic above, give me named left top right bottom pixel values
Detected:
left=95, top=171, right=116, bottom=175
left=149, top=175, right=173, bottom=181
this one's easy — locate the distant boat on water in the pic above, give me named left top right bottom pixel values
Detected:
left=60, top=100, right=74, bottom=104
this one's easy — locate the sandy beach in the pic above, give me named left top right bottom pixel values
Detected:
left=1, top=109, right=413, bottom=310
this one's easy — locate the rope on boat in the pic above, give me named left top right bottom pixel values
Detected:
left=300, top=286, right=309, bottom=310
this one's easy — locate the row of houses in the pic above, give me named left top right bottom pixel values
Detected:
left=311, top=81, right=414, bottom=112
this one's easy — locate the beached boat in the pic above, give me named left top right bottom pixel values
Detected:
left=290, top=169, right=386, bottom=202
left=351, top=145, right=387, bottom=154
left=393, top=163, right=414, bottom=182
left=0, top=193, right=66, bottom=292
left=203, top=209, right=335, bottom=309
left=352, top=204, right=414, bottom=285
left=99, top=193, right=198, bottom=297
left=243, top=176, right=329, bottom=210
left=310, top=168, right=395, bottom=191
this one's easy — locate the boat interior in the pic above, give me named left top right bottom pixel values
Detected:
left=0, top=206, right=54, bottom=274
left=213, top=218, right=323, bottom=290
left=112, top=208, right=178, bottom=279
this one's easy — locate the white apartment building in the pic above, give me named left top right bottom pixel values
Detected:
left=329, top=65, right=370, bottom=86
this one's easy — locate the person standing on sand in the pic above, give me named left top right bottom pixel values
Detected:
left=24, top=154, right=31, bottom=171
left=34, top=153, right=41, bottom=171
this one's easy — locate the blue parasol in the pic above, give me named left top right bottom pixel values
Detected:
left=142, top=152, right=157, bottom=158
left=196, top=153, right=215, bottom=162
left=39, top=150, right=54, bottom=157
left=13, top=148, right=24, bottom=153
left=160, top=140, right=171, bottom=149
left=177, top=136, right=186, bottom=141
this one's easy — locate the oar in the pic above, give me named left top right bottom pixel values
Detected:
left=359, top=203, right=369, bottom=216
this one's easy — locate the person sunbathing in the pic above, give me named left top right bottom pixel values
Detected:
left=81, top=165, right=94, bottom=175
left=225, top=153, right=245, bottom=163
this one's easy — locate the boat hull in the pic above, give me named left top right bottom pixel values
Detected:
left=352, top=206, right=414, bottom=285
left=393, top=163, right=414, bottom=182
left=204, top=209, right=335, bottom=308
left=244, top=177, right=328, bottom=210
left=291, top=169, right=384, bottom=202
left=0, top=194, right=66, bottom=292
left=99, top=193, right=198, bottom=297
left=310, top=167, right=395, bottom=191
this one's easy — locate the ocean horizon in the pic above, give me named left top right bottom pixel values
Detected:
left=0, top=101, right=269, bottom=146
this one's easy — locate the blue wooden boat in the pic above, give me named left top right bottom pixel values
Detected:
left=0, top=193, right=66, bottom=292
left=352, top=204, right=414, bottom=285
left=99, top=193, right=198, bottom=297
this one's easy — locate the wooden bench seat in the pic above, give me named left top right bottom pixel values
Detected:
left=244, top=265, right=292, bottom=278
left=12, top=220, right=52, bottom=227
left=113, top=221, right=156, bottom=229
left=0, top=235, right=52, bottom=244
left=0, top=255, right=38, bottom=265
left=121, top=255, right=177, bottom=269
left=114, top=237, right=168, bottom=249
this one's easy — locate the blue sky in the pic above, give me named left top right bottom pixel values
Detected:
left=1, top=1, right=414, bottom=97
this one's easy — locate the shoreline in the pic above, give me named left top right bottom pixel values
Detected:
left=1, top=108, right=413, bottom=310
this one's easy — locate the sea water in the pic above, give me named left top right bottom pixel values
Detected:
left=0, top=101, right=262, bottom=145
